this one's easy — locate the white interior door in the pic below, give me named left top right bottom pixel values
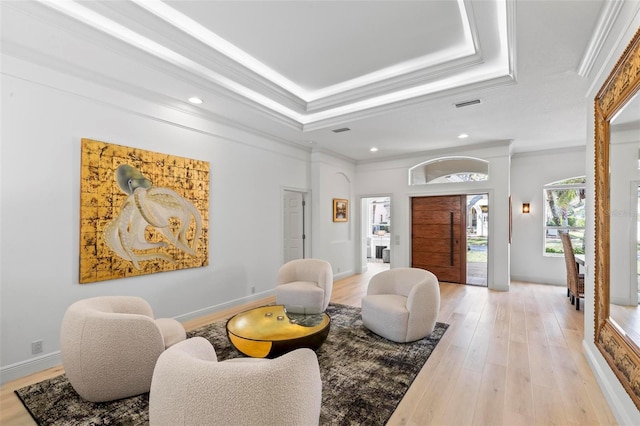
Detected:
left=283, top=190, right=306, bottom=262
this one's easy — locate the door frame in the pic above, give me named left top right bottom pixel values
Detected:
left=408, top=189, right=492, bottom=286
left=356, top=194, right=393, bottom=274
left=282, top=187, right=311, bottom=262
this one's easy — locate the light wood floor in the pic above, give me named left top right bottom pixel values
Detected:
left=610, top=303, right=640, bottom=346
left=0, top=264, right=617, bottom=425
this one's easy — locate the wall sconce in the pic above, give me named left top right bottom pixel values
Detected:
left=522, top=203, right=530, bottom=214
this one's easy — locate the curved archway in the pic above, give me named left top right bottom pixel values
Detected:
left=409, top=156, right=489, bottom=185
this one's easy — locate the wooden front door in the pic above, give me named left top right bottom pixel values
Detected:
left=411, top=195, right=466, bottom=283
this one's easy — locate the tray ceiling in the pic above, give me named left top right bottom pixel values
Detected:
left=1, top=0, right=612, bottom=161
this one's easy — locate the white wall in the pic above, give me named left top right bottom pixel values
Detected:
left=355, top=141, right=511, bottom=291
left=609, top=129, right=640, bottom=306
left=584, top=2, right=640, bottom=424
left=0, top=56, right=311, bottom=382
left=511, top=147, right=586, bottom=285
left=310, top=151, right=356, bottom=279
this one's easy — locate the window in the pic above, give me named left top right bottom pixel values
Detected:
left=544, top=177, right=586, bottom=255
left=409, top=156, right=488, bottom=185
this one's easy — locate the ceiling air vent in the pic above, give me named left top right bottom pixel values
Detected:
left=332, top=127, right=351, bottom=133
left=455, top=99, right=481, bottom=108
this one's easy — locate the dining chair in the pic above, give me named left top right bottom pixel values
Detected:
left=560, top=232, right=585, bottom=310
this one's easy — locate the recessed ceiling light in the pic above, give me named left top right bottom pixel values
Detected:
left=458, top=133, right=469, bottom=139
left=188, top=97, right=203, bottom=104
left=370, top=147, right=378, bottom=152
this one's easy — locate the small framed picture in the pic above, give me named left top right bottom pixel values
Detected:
left=333, top=198, right=348, bottom=222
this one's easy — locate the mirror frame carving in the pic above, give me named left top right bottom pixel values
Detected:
left=594, top=26, right=640, bottom=410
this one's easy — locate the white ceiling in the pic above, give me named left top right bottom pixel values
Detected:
left=1, top=0, right=613, bottom=162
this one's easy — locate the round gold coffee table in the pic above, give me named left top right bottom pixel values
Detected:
left=226, top=305, right=330, bottom=358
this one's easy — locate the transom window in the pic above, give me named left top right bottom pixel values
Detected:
left=409, top=156, right=489, bottom=185
left=544, top=176, right=586, bottom=255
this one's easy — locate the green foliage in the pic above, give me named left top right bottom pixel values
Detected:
left=545, top=185, right=586, bottom=227
left=467, top=236, right=488, bottom=246
left=467, top=251, right=487, bottom=263
left=545, top=239, right=584, bottom=255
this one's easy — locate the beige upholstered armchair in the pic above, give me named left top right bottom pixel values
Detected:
left=361, top=267, right=440, bottom=343
left=149, top=337, right=322, bottom=426
left=275, top=258, right=333, bottom=314
left=60, top=296, right=186, bottom=402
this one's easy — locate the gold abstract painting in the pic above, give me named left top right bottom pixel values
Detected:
left=79, top=139, right=209, bottom=283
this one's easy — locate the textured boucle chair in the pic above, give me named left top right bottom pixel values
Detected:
left=60, top=296, right=186, bottom=402
left=361, top=267, right=440, bottom=343
left=275, top=258, right=333, bottom=314
left=149, top=337, right=322, bottom=426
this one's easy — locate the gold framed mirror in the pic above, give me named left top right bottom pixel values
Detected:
left=594, top=26, right=640, bottom=410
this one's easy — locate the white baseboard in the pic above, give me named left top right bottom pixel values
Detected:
left=334, top=270, right=353, bottom=281
left=1, top=351, right=61, bottom=385
left=173, top=290, right=274, bottom=323
left=583, top=340, right=636, bottom=426
left=509, top=274, right=564, bottom=286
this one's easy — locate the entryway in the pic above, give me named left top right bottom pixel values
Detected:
left=411, top=194, right=488, bottom=286
left=361, top=196, right=391, bottom=270
left=466, top=194, right=488, bottom=286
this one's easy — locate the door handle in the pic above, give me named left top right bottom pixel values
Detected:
left=450, top=212, right=454, bottom=266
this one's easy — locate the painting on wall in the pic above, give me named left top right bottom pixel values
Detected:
left=79, top=138, right=209, bottom=283
left=333, top=198, right=348, bottom=222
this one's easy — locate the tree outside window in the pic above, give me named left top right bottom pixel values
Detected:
left=544, top=177, right=586, bottom=255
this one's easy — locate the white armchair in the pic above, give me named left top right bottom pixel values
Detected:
left=275, top=258, right=333, bottom=314
left=361, top=267, right=440, bottom=343
left=149, top=337, right=322, bottom=426
left=60, top=296, right=186, bottom=402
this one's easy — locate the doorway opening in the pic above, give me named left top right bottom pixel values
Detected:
left=362, top=197, right=391, bottom=271
left=466, top=194, right=488, bottom=286
left=410, top=193, right=488, bottom=286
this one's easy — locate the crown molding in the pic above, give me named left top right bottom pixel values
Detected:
left=577, top=0, right=625, bottom=78
left=511, top=144, right=586, bottom=159
left=310, top=147, right=358, bottom=166
left=302, top=73, right=516, bottom=132
left=305, top=52, right=484, bottom=113
left=1, top=41, right=312, bottom=156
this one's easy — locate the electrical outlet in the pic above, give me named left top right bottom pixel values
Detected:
left=31, top=340, right=43, bottom=355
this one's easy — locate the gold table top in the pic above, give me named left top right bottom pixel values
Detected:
left=225, top=305, right=330, bottom=357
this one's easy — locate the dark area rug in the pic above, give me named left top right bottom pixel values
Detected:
left=15, top=303, right=448, bottom=425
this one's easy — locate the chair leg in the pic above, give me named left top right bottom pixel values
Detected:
left=576, top=297, right=580, bottom=311
left=567, top=288, right=570, bottom=297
